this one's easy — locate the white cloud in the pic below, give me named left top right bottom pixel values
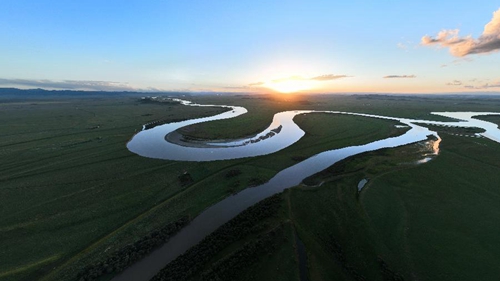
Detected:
left=397, top=42, right=407, bottom=49
left=383, top=75, right=416, bottom=79
left=446, top=80, right=462, bottom=86
left=422, top=8, right=500, bottom=57
left=248, top=82, right=264, bottom=86
left=268, top=74, right=350, bottom=83
left=310, top=74, right=350, bottom=81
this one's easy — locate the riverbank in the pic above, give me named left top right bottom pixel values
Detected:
left=3, top=93, right=500, bottom=281
left=2, top=95, right=401, bottom=281
left=135, top=132, right=500, bottom=281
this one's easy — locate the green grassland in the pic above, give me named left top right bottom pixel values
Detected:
left=473, top=114, right=500, bottom=127
left=177, top=131, right=500, bottom=281
left=176, top=94, right=314, bottom=139
left=178, top=94, right=500, bottom=139
left=2, top=93, right=500, bottom=281
left=361, top=135, right=500, bottom=280
left=0, top=93, right=406, bottom=281
left=0, top=97, right=227, bottom=281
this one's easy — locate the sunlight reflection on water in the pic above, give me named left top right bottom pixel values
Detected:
left=117, top=100, right=500, bottom=281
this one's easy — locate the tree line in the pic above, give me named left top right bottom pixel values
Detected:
left=151, top=194, right=282, bottom=281
left=76, top=216, right=189, bottom=281
left=201, top=225, right=285, bottom=281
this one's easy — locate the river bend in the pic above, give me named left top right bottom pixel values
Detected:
left=117, top=99, right=500, bottom=281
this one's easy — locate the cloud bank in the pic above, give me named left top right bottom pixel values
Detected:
left=446, top=78, right=500, bottom=89
left=247, top=74, right=352, bottom=87
left=0, top=78, right=139, bottom=91
left=421, top=8, right=500, bottom=56
left=247, top=74, right=350, bottom=89
left=267, top=74, right=350, bottom=84
left=446, top=80, right=463, bottom=86
left=310, top=74, right=349, bottom=81
left=383, top=75, right=416, bottom=79
left=464, top=82, right=500, bottom=89
left=248, top=82, right=264, bottom=86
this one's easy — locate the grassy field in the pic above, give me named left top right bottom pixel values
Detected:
left=360, top=135, right=500, bottom=280
left=0, top=96, right=230, bottom=281
left=145, top=94, right=500, bottom=281
left=2, top=92, right=500, bottom=281
left=176, top=94, right=320, bottom=139
left=188, top=131, right=500, bottom=281
left=473, top=114, right=500, bottom=127
left=178, top=94, right=500, bottom=139
left=0, top=93, right=405, bottom=281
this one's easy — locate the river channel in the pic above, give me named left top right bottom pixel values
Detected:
left=117, top=99, right=500, bottom=281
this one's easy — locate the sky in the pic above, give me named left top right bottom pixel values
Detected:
left=1, top=0, right=499, bottom=94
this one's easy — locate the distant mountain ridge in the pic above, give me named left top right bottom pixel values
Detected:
left=0, top=87, right=172, bottom=97
left=0, top=88, right=249, bottom=98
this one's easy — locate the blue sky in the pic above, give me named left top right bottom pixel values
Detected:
left=1, top=0, right=499, bottom=93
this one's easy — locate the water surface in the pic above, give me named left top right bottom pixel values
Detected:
left=117, top=100, right=500, bottom=281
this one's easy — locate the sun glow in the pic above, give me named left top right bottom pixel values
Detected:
left=265, top=79, right=315, bottom=93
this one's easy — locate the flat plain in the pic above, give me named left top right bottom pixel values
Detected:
left=1, top=92, right=500, bottom=281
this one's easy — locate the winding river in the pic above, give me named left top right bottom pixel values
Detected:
left=117, top=99, right=500, bottom=281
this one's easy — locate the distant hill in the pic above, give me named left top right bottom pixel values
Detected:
left=0, top=88, right=191, bottom=98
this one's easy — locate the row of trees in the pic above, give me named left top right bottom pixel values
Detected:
left=242, top=125, right=283, bottom=145
left=76, top=217, right=189, bottom=281
left=151, top=194, right=282, bottom=281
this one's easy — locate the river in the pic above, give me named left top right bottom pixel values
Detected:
left=116, top=99, right=500, bottom=281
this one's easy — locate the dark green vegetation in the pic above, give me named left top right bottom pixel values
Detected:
left=77, top=217, right=189, bottom=281
left=358, top=135, right=500, bottom=281
left=414, top=123, right=484, bottom=137
left=302, top=136, right=439, bottom=187
left=151, top=194, right=285, bottom=281
left=473, top=114, right=500, bottom=127
left=179, top=94, right=500, bottom=139
left=0, top=96, right=229, bottom=281
left=2, top=90, right=500, bottom=281
left=0, top=92, right=405, bottom=281
left=169, top=132, right=500, bottom=281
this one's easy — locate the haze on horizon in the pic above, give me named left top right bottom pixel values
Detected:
left=1, top=1, right=499, bottom=94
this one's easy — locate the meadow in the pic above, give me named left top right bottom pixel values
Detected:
left=167, top=123, right=500, bottom=281
left=1, top=91, right=500, bottom=281
left=0, top=92, right=401, bottom=281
